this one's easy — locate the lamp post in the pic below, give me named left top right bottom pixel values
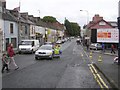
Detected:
left=80, top=10, right=89, bottom=25
left=80, top=10, right=89, bottom=46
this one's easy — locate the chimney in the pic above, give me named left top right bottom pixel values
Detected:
left=0, top=0, right=6, bottom=13
left=34, top=17, right=40, bottom=22
left=92, top=14, right=103, bottom=22
left=28, top=15, right=34, bottom=21
left=9, top=10, right=19, bottom=17
left=2, top=0, right=6, bottom=9
left=20, top=12, right=28, bottom=20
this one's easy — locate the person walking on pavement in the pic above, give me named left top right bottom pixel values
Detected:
left=1, top=54, right=10, bottom=73
left=86, top=43, right=89, bottom=50
left=102, top=43, right=105, bottom=52
left=111, top=44, right=115, bottom=54
left=7, top=43, right=19, bottom=70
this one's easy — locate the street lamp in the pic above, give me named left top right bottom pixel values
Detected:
left=80, top=10, right=89, bottom=46
left=80, top=10, right=89, bottom=25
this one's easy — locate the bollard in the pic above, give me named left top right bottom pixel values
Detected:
left=98, top=55, right=102, bottom=62
left=89, top=52, right=93, bottom=62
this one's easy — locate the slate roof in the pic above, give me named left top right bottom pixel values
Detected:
left=2, top=9, right=17, bottom=22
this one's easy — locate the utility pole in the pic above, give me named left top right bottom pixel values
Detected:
left=117, top=0, right=120, bottom=65
left=38, top=10, right=40, bottom=17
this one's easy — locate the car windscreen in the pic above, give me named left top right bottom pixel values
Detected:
left=21, top=41, right=33, bottom=45
left=39, top=45, right=52, bottom=50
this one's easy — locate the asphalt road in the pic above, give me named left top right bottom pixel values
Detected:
left=2, top=39, right=100, bottom=88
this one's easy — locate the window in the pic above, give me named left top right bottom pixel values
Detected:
left=25, top=26, right=27, bottom=34
left=99, top=21, right=106, bottom=26
left=10, top=23, right=13, bottom=34
left=11, top=38, right=17, bottom=48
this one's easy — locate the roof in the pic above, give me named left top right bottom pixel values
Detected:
left=36, top=20, right=64, bottom=31
left=2, top=9, right=17, bottom=22
left=87, top=19, right=114, bottom=29
left=108, top=21, right=117, bottom=28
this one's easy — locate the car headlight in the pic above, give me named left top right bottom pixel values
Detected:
left=49, top=52, right=53, bottom=55
left=35, top=52, right=39, bottom=54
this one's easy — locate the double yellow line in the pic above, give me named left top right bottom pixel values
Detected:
left=88, top=64, right=109, bottom=89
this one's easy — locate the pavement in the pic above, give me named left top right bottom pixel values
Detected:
left=84, top=46, right=120, bottom=89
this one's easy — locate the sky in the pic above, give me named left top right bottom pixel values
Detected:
left=6, top=0, right=119, bottom=27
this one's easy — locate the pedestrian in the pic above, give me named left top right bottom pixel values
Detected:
left=7, top=43, right=19, bottom=70
left=111, top=44, right=115, bottom=54
left=86, top=43, right=89, bottom=50
left=102, top=43, right=105, bottom=52
left=1, top=54, right=10, bottom=73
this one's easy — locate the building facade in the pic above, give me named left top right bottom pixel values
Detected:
left=86, top=14, right=118, bottom=48
left=3, top=10, right=18, bottom=50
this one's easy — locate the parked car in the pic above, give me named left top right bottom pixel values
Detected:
left=35, top=45, right=54, bottom=60
left=64, top=38, right=68, bottom=42
left=61, top=39, right=65, bottom=43
left=19, top=40, right=40, bottom=54
left=44, top=42, right=53, bottom=45
left=89, top=43, right=102, bottom=50
left=56, top=40, right=62, bottom=44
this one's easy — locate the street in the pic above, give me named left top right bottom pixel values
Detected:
left=2, top=39, right=114, bottom=88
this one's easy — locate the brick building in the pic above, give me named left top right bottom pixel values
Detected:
left=86, top=14, right=118, bottom=48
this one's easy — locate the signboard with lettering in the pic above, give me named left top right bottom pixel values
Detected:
left=97, top=29, right=119, bottom=43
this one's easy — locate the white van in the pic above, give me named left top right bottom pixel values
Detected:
left=19, top=40, right=40, bottom=54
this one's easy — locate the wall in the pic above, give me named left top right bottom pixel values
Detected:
left=4, top=20, right=18, bottom=50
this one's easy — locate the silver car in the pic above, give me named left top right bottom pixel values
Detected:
left=35, top=45, right=54, bottom=60
left=89, top=43, right=102, bottom=50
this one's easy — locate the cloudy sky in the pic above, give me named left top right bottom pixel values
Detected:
left=6, top=0, right=119, bottom=27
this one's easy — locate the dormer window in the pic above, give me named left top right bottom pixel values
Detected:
left=99, top=21, right=106, bottom=26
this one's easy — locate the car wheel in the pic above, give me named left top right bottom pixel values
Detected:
left=50, top=55, right=53, bottom=60
left=31, top=50, right=34, bottom=54
left=50, top=54, right=54, bottom=60
left=19, top=51, right=21, bottom=54
left=35, top=57, right=39, bottom=60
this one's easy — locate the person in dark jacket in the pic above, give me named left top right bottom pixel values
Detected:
left=7, top=43, right=19, bottom=70
left=1, top=54, right=10, bottom=73
left=111, top=44, right=115, bottom=54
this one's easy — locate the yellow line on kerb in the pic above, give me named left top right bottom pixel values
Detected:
left=88, top=64, right=109, bottom=89
left=89, top=66, right=104, bottom=89
left=97, top=74, right=109, bottom=88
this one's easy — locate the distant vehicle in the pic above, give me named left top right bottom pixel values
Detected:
left=56, top=40, right=62, bottom=44
left=61, top=39, right=65, bottom=43
left=35, top=45, right=54, bottom=60
left=89, top=43, right=102, bottom=50
left=44, top=42, right=53, bottom=45
left=19, top=40, right=40, bottom=54
left=76, top=38, right=81, bottom=45
left=70, top=36, right=74, bottom=39
left=64, top=38, right=68, bottom=42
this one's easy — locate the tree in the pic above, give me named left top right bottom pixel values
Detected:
left=64, top=19, right=81, bottom=36
left=64, top=19, right=71, bottom=36
left=42, top=16, right=57, bottom=23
